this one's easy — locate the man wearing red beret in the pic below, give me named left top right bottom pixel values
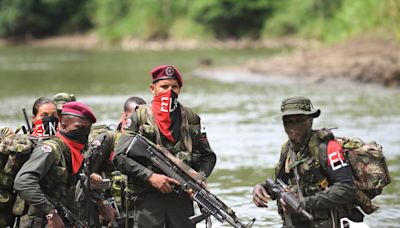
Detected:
left=114, top=65, right=217, bottom=228
left=14, top=102, right=115, bottom=227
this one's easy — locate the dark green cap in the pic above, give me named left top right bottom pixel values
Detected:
left=280, top=96, right=320, bottom=118
left=53, top=92, right=77, bottom=110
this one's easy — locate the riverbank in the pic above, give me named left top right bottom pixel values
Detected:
left=0, top=34, right=316, bottom=50
left=246, top=36, right=400, bottom=88
left=1, top=34, right=399, bottom=88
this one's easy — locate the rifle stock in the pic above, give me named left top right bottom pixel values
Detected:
left=125, top=134, right=255, bottom=228
left=46, top=195, right=86, bottom=228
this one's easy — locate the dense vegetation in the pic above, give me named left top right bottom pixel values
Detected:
left=0, top=0, right=399, bottom=42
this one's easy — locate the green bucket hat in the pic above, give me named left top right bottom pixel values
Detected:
left=52, top=92, right=77, bottom=110
left=280, top=96, right=320, bottom=118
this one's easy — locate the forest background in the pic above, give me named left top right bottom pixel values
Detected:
left=0, top=0, right=399, bottom=44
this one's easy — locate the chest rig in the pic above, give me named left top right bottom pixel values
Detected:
left=278, top=131, right=330, bottom=197
left=136, top=104, right=201, bottom=165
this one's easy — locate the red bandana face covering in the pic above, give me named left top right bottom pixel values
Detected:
left=152, top=89, right=182, bottom=142
left=56, top=132, right=85, bottom=176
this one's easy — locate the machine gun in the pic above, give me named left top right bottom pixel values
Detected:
left=125, top=134, right=255, bottom=228
left=264, top=178, right=313, bottom=221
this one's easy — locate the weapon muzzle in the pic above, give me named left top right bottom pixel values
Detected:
left=244, top=218, right=256, bottom=228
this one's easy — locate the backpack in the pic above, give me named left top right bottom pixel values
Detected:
left=88, top=124, right=114, bottom=145
left=0, top=131, right=37, bottom=216
left=336, top=137, right=390, bottom=214
left=317, top=129, right=391, bottom=214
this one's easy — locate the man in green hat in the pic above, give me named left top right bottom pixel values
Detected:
left=253, top=96, right=362, bottom=227
left=52, top=92, right=77, bottom=115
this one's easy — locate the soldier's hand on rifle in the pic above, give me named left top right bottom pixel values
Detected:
left=280, top=197, right=296, bottom=214
left=253, top=184, right=270, bottom=208
left=46, top=209, right=65, bottom=228
left=90, top=173, right=103, bottom=186
left=98, top=201, right=118, bottom=224
left=148, top=173, right=180, bottom=194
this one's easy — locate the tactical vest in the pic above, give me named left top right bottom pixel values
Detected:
left=136, top=104, right=201, bottom=164
left=276, top=130, right=336, bottom=222
left=278, top=131, right=328, bottom=195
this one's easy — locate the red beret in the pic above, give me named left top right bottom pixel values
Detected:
left=151, top=65, right=183, bottom=87
left=61, top=101, right=96, bottom=123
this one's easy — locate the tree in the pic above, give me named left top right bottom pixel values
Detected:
left=0, top=0, right=92, bottom=39
left=191, top=0, right=274, bottom=39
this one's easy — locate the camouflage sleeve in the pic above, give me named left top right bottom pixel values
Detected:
left=304, top=140, right=355, bottom=210
left=304, top=183, right=355, bottom=210
left=113, top=116, right=154, bottom=183
left=191, top=118, right=217, bottom=178
left=14, top=143, right=57, bottom=217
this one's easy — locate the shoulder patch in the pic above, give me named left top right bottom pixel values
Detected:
left=92, top=139, right=101, bottom=147
left=327, top=140, right=348, bottom=171
left=124, top=118, right=132, bottom=129
left=41, top=144, right=53, bottom=153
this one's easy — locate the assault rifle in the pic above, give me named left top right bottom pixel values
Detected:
left=46, top=195, right=86, bottom=228
left=264, top=178, right=313, bottom=221
left=125, top=134, right=256, bottom=228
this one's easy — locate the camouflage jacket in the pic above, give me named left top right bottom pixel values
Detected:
left=14, top=137, right=79, bottom=218
left=113, top=104, right=216, bottom=193
left=275, top=130, right=356, bottom=225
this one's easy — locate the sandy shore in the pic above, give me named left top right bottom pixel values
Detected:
left=246, top=36, right=400, bottom=88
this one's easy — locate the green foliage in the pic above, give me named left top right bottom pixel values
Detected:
left=191, top=0, right=274, bottom=39
left=92, top=0, right=192, bottom=41
left=0, top=0, right=92, bottom=38
left=0, top=0, right=399, bottom=42
left=264, top=0, right=400, bottom=42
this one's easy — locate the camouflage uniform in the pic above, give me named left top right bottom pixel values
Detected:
left=272, top=97, right=360, bottom=228
left=114, top=104, right=217, bottom=228
left=14, top=137, right=80, bottom=227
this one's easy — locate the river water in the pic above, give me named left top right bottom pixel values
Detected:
left=0, top=47, right=399, bottom=227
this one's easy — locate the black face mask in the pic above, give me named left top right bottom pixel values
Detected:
left=32, top=116, right=59, bottom=136
left=60, top=127, right=91, bottom=145
left=42, top=116, right=59, bottom=136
